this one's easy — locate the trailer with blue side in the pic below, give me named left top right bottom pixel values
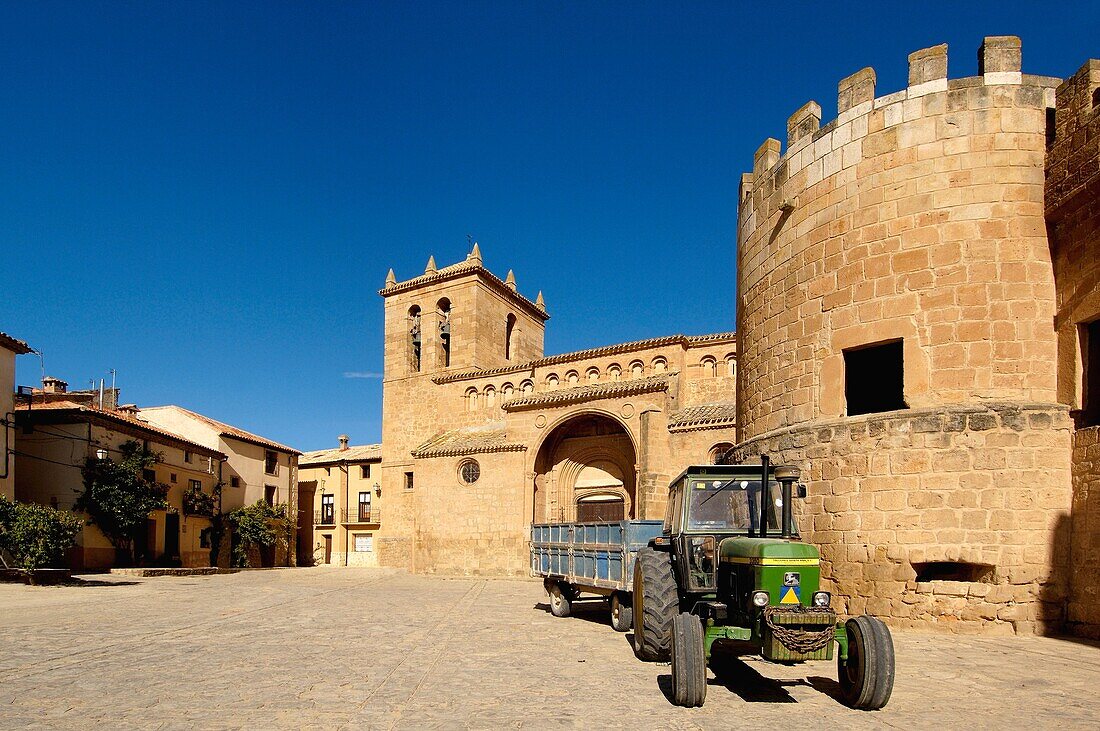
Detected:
left=530, top=520, right=665, bottom=631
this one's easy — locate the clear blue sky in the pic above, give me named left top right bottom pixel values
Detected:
left=2, top=2, right=1095, bottom=451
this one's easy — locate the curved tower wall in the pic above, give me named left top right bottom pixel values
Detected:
left=735, top=38, right=1073, bottom=634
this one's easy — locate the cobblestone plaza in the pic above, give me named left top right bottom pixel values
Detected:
left=2, top=568, right=1098, bottom=729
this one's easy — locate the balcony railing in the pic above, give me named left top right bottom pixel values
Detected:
left=341, top=507, right=379, bottom=524
left=313, top=509, right=381, bottom=525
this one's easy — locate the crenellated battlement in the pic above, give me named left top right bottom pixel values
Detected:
left=739, top=36, right=1059, bottom=239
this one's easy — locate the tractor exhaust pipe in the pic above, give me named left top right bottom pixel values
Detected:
left=759, top=454, right=769, bottom=538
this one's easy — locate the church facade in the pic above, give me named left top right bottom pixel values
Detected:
left=373, top=246, right=738, bottom=575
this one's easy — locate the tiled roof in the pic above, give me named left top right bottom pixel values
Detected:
left=300, top=443, right=382, bottom=466
left=379, top=261, right=549, bottom=322
left=431, top=363, right=532, bottom=384
left=502, top=373, right=673, bottom=411
left=16, top=401, right=226, bottom=458
left=0, top=331, right=32, bottom=355
left=668, top=401, right=738, bottom=432
left=412, top=423, right=526, bottom=459
left=431, top=331, right=737, bottom=385
left=143, top=405, right=301, bottom=455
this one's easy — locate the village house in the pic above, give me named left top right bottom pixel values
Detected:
left=0, top=331, right=33, bottom=501
left=139, top=404, right=301, bottom=566
left=14, top=381, right=226, bottom=570
left=298, top=436, right=382, bottom=566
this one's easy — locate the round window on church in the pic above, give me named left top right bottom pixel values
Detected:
left=458, top=459, right=481, bottom=485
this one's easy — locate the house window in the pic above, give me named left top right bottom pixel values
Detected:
left=265, top=450, right=278, bottom=475
left=321, top=494, right=334, bottom=524
left=1084, top=319, right=1100, bottom=427
left=701, top=357, right=717, bottom=378
left=409, top=305, right=422, bottom=373
left=142, top=468, right=156, bottom=483
left=170, top=473, right=178, bottom=484
left=358, top=491, right=372, bottom=522
left=184, top=451, right=193, bottom=463
left=230, top=476, right=240, bottom=488
left=264, top=484, right=276, bottom=506
left=354, top=533, right=374, bottom=552
left=629, top=360, right=644, bottom=377
left=361, top=464, right=370, bottom=479
left=845, top=340, right=907, bottom=416
left=404, top=471, right=414, bottom=490
left=189, top=479, right=202, bottom=492
left=608, top=364, right=622, bottom=382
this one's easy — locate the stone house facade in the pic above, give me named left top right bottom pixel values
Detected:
left=299, top=437, right=382, bottom=567
left=734, top=37, right=1100, bottom=636
left=14, top=395, right=225, bottom=570
left=139, top=404, right=302, bottom=567
left=374, top=246, right=738, bottom=576
left=0, top=331, right=33, bottom=501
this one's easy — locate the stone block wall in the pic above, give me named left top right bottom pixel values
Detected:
left=735, top=403, right=1073, bottom=635
left=1047, top=60, right=1100, bottom=638
left=737, top=38, right=1060, bottom=441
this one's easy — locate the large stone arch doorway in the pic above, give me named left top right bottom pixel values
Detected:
left=532, top=413, right=638, bottom=523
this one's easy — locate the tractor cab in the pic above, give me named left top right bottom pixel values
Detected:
left=662, top=461, right=805, bottom=595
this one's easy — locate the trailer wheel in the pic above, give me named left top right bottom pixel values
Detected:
left=610, top=592, right=632, bottom=632
left=632, top=547, right=678, bottom=661
left=546, top=580, right=572, bottom=618
left=838, top=615, right=894, bottom=711
left=670, top=612, right=707, bottom=707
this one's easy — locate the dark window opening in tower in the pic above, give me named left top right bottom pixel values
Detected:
left=506, top=313, right=517, bottom=361
left=437, top=298, right=451, bottom=368
left=1083, top=319, right=1100, bottom=428
left=844, top=339, right=907, bottom=416
left=408, top=305, right=422, bottom=373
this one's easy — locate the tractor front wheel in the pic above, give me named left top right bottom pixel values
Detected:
left=610, top=592, right=632, bottom=632
left=632, top=547, right=678, bottom=661
left=546, top=580, right=573, bottom=618
left=838, top=615, right=895, bottom=710
left=670, top=612, right=707, bottom=707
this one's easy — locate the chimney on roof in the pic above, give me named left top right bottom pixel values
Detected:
left=117, top=404, right=140, bottom=417
left=42, top=376, right=67, bottom=394
left=338, top=434, right=350, bottom=451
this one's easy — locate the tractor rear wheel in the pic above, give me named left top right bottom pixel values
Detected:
left=838, top=615, right=895, bottom=710
left=546, top=580, right=573, bottom=618
left=632, top=547, right=678, bottom=661
left=670, top=612, right=707, bottom=707
left=610, top=592, right=632, bottom=632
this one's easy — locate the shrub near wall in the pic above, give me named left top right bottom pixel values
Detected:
left=0, top=496, right=82, bottom=571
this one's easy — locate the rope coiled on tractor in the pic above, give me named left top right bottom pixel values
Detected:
left=763, top=606, right=837, bottom=654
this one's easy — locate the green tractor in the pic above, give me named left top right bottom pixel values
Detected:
left=632, top=457, right=894, bottom=710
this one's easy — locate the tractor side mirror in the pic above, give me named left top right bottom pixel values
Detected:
left=796, top=483, right=807, bottom=498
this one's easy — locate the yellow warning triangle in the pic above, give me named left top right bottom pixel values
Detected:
left=780, top=587, right=800, bottom=604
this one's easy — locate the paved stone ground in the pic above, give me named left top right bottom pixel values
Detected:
left=2, top=567, right=1099, bottom=729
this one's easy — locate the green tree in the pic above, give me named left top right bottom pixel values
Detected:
left=227, top=500, right=293, bottom=568
left=76, top=440, right=168, bottom=566
left=0, top=496, right=82, bottom=571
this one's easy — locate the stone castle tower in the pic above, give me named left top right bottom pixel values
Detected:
left=735, top=37, right=1100, bottom=635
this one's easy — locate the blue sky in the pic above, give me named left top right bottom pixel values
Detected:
left=2, top=1, right=1096, bottom=451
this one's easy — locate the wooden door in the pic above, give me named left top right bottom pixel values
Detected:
left=323, top=535, right=332, bottom=565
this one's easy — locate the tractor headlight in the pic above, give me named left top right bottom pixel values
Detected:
left=752, top=591, right=769, bottom=607
left=812, top=591, right=831, bottom=607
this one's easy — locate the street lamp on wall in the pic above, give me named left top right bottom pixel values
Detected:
left=374, top=483, right=381, bottom=497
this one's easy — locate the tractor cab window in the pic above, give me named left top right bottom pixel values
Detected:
left=686, top=477, right=785, bottom=534
left=665, top=480, right=685, bottom=533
